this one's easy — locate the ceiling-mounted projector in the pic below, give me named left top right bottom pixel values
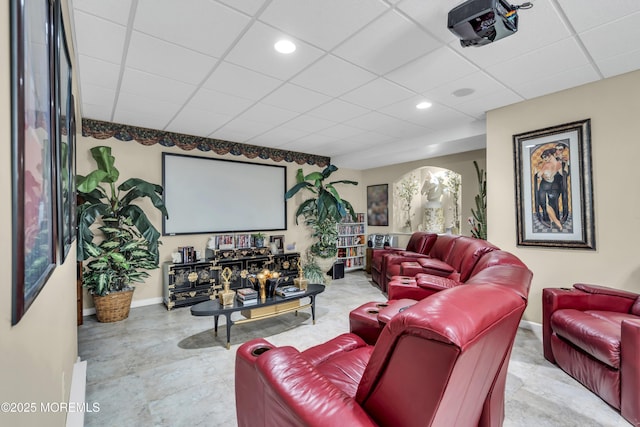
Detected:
left=448, top=0, right=522, bottom=47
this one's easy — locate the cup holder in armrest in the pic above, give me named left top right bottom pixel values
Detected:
left=251, top=346, right=273, bottom=357
left=366, top=309, right=379, bottom=315
left=375, top=303, right=389, bottom=308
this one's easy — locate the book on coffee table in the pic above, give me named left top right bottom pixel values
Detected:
left=237, top=288, right=258, bottom=300
left=275, top=286, right=306, bottom=298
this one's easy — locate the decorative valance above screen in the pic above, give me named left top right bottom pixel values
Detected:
left=81, top=118, right=331, bottom=167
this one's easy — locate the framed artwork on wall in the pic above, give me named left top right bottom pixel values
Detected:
left=513, top=119, right=595, bottom=249
left=367, top=184, right=388, bottom=226
left=55, top=5, right=76, bottom=264
left=11, top=0, right=58, bottom=324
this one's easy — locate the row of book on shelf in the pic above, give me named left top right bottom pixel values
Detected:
left=340, top=213, right=365, bottom=223
left=235, top=285, right=305, bottom=305
left=337, top=235, right=365, bottom=247
left=337, top=224, right=366, bottom=235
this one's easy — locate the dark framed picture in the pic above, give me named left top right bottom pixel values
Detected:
left=513, top=119, right=595, bottom=249
left=367, top=184, right=388, bottom=226
left=11, top=0, right=58, bottom=324
left=56, top=4, right=76, bottom=263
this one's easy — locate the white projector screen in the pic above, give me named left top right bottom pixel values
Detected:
left=162, top=153, right=287, bottom=235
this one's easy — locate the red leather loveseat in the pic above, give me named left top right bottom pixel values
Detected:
left=236, top=282, right=530, bottom=427
left=542, top=283, right=640, bottom=426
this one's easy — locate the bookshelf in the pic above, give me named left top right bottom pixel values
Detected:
left=337, top=213, right=366, bottom=272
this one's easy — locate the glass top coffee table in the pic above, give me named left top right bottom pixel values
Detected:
left=190, top=283, right=325, bottom=349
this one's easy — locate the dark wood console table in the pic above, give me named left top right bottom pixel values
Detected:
left=190, top=283, right=325, bottom=349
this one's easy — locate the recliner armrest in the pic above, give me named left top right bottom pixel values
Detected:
left=254, top=346, right=378, bottom=427
left=574, top=283, right=640, bottom=300
left=621, top=319, right=640, bottom=425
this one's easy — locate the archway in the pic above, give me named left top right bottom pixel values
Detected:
left=393, top=167, right=461, bottom=234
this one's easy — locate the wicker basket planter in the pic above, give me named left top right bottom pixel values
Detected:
left=93, top=289, right=134, bottom=323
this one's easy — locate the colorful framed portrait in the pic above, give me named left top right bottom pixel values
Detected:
left=513, top=119, right=595, bottom=249
left=367, top=184, right=389, bottom=226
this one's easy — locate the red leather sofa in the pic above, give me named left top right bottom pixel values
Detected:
left=236, top=282, right=530, bottom=427
left=370, top=232, right=436, bottom=289
left=372, top=234, right=498, bottom=293
left=387, top=248, right=520, bottom=301
left=542, top=283, right=640, bottom=426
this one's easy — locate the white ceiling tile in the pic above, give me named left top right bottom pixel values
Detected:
left=120, top=68, right=196, bottom=105
left=386, top=46, right=478, bottom=93
left=80, top=82, right=116, bottom=111
left=558, top=0, right=640, bottom=32
left=342, top=111, right=410, bottom=134
left=423, top=72, right=507, bottom=107
left=259, top=0, right=388, bottom=50
left=216, top=0, right=266, bottom=16
left=317, top=124, right=365, bottom=139
left=580, top=12, right=640, bottom=65
left=225, top=22, right=324, bottom=81
left=235, top=102, right=300, bottom=126
left=134, top=0, right=251, bottom=57
left=283, top=115, right=337, bottom=133
left=115, top=91, right=182, bottom=127
left=307, top=99, right=370, bottom=122
left=74, top=11, right=127, bottom=64
left=203, top=61, right=283, bottom=101
left=261, top=84, right=332, bottom=113
left=249, top=127, right=310, bottom=146
left=166, top=108, right=234, bottom=137
left=514, top=64, right=601, bottom=99
left=340, top=78, right=415, bottom=110
left=212, top=119, right=274, bottom=141
left=396, top=0, right=460, bottom=44
left=597, top=49, right=640, bottom=79
left=396, top=103, right=475, bottom=131
left=334, top=10, right=441, bottom=75
left=291, top=55, right=377, bottom=97
left=187, top=88, right=255, bottom=116
left=487, top=38, right=590, bottom=88
left=125, top=31, right=219, bottom=85
left=74, top=0, right=132, bottom=25
left=455, top=89, right=524, bottom=119
left=81, top=102, right=114, bottom=122
left=77, top=54, right=121, bottom=90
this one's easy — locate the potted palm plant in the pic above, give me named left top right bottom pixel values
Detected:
left=77, top=146, right=169, bottom=322
left=285, top=165, right=357, bottom=282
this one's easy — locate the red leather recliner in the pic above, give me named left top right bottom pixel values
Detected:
left=236, top=283, right=529, bottom=427
left=542, top=284, right=640, bottom=426
left=370, top=232, right=436, bottom=289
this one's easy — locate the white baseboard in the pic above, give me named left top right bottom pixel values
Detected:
left=82, top=297, right=164, bottom=317
left=65, top=358, right=87, bottom=427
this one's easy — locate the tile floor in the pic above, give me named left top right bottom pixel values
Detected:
left=78, top=271, right=629, bottom=426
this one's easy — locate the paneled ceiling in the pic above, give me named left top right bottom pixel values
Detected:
left=71, top=0, right=640, bottom=169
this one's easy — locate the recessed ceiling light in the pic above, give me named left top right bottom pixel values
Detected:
left=452, top=88, right=475, bottom=97
left=274, top=39, right=296, bottom=54
left=416, top=101, right=432, bottom=110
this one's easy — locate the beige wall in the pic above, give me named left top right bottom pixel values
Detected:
left=0, top=2, right=78, bottom=426
left=361, top=150, right=486, bottom=246
left=487, top=69, right=640, bottom=323
left=76, top=137, right=365, bottom=307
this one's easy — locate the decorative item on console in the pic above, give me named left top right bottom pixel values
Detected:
left=293, top=263, right=308, bottom=290
left=218, top=267, right=235, bottom=306
left=248, top=269, right=282, bottom=301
